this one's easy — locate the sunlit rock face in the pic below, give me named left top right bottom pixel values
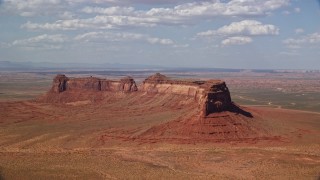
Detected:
left=50, top=74, right=138, bottom=93
left=49, top=73, right=231, bottom=116
left=141, top=73, right=232, bottom=116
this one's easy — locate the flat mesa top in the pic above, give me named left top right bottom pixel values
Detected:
left=143, top=73, right=225, bottom=87
left=55, top=74, right=134, bottom=82
left=54, top=73, right=225, bottom=87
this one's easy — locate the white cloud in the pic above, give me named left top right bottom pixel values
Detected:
left=282, top=10, right=290, bottom=15
left=75, top=31, right=141, bottom=42
left=10, top=31, right=175, bottom=50
left=2, top=0, right=62, bottom=16
left=59, top=11, right=76, bottom=19
left=12, top=34, right=68, bottom=49
left=221, top=36, right=252, bottom=46
left=294, top=7, right=300, bottom=13
left=283, top=32, right=320, bottom=48
left=282, top=7, right=300, bottom=15
left=198, top=20, right=279, bottom=38
left=19, top=0, right=289, bottom=30
left=145, top=0, right=289, bottom=17
left=74, top=31, right=175, bottom=46
left=197, top=20, right=278, bottom=46
left=147, top=38, right=174, bottom=45
left=295, top=28, right=304, bottom=34
left=65, top=0, right=188, bottom=5
left=21, top=15, right=159, bottom=30
left=11, top=0, right=61, bottom=8
left=81, top=6, right=135, bottom=15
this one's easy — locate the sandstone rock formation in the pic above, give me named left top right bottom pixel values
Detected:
left=141, top=73, right=232, bottom=116
left=46, top=73, right=234, bottom=117
left=51, top=74, right=69, bottom=93
left=50, top=74, right=138, bottom=93
left=41, top=73, right=258, bottom=143
left=202, top=80, right=232, bottom=115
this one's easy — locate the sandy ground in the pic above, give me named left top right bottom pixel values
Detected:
left=0, top=91, right=319, bottom=179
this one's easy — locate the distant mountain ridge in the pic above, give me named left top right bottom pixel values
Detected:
left=0, top=61, right=318, bottom=72
left=0, top=61, right=31, bottom=70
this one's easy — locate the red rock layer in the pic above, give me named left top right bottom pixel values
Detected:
left=140, top=73, right=232, bottom=116
left=51, top=74, right=138, bottom=93
left=47, top=73, right=233, bottom=117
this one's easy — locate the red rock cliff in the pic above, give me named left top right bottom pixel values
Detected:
left=50, top=74, right=138, bottom=93
left=140, top=73, right=232, bottom=116
left=48, top=73, right=232, bottom=117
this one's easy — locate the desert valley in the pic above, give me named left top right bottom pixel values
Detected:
left=0, top=70, right=319, bottom=179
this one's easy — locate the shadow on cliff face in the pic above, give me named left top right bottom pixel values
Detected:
left=229, top=103, right=253, bottom=118
left=0, top=166, right=4, bottom=180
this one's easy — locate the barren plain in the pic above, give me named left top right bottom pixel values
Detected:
left=0, top=71, right=319, bottom=179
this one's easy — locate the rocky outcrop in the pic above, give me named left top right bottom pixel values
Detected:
left=50, top=74, right=138, bottom=93
left=141, top=73, right=232, bottom=116
left=201, top=80, right=232, bottom=116
left=41, top=73, right=258, bottom=143
left=47, top=73, right=233, bottom=117
left=141, top=73, right=205, bottom=98
left=51, top=74, right=69, bottom=93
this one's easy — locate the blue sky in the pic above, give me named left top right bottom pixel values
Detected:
left=0, top=0, right=319, bottom=69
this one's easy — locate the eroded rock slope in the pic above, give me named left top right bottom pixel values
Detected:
left=38, top=73, right=275, bottom=142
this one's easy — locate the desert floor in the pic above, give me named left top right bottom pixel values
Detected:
left=0, top=96, right=319, bottom=179
left=0, top=71, right=319, bottom=179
